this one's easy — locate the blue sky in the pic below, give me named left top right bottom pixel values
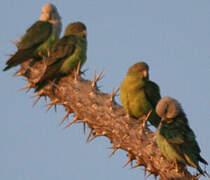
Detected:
left=1, top=0, right=210, bottom=179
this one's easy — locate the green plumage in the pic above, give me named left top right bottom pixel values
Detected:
left=120, top=62, right=161, bottom=127
left=3, top=21, right=58, bottom=71
left=34, top=22, right=87, bottom=92
left=156, top=97, right=208, bottom=175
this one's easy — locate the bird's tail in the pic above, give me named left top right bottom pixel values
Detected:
left=198, top=155, right=208, bottom=165
left=197, top=155, right=210, bottom=177
left=197, top=167, right=210, bottom=178
left=3, top=49, right=34, bottom=71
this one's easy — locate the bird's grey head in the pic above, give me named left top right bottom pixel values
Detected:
left=39, top=3, right=62, bottom=37
left=156, top=96, right=182, bottom=120
left=40, top=3, right=61, bottom=21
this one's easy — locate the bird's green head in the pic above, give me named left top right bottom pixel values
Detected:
left=156, top=96, right=182, bottom=122
left=127, top=62, right=149, bottom=79
left=64, top=22, right=87, bottom=36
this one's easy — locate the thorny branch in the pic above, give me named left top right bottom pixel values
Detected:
left=10, top=57, right=201, bottom=180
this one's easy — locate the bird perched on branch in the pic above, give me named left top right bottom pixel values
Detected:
left=34, top=22, right=87, bottom=92
left=120, top=62, right=161, bottom=127
left=3, top=2, right=62, bottom=71
left=156, top=96, right=208, bottom=176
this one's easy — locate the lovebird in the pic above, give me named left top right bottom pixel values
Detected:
left=3, top=3, right=62, bottom=71
left=120, top=62, right=161, bottom=127
left=155, top=96, right=208, bottom=175
left=34, top=22, right=87, bottom=92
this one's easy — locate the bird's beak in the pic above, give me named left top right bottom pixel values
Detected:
left=82, top=30, right=87, bottom=36
left=82, top=30, right=87, bottom=37
left=142, top=70, right=148, bottom=78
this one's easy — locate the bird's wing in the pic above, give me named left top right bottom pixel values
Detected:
left=160, top=119, right=185, bottom=144
left=160, top=115, right=207, bottom=172
left=143, top=80, right=161, bottom=127
left=46, top=35, right=76, bottom=66
left=36, top=35, right=76, bottom=88
left=19, top=21, right=52, bottom=50
left=144, top=81, right=161, bottom=108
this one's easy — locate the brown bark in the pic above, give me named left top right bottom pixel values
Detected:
left=12, top=59, right=200, bottom=180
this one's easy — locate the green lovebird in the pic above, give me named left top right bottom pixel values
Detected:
left=120, top=62, right=161, bottom=127
left=34, top=22, right=87, bottom=92
left=3, top=3, right=62, bottom=71
left=155, top=96, right=208, bottom=175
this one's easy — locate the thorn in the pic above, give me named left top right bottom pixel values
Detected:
left=130, top=157, right=141, bottom=169
left=130, top=163, right=139, bottom=169
left=83, top=122, right=86, bottom=134
left=80, top=68, right=88, bottom=76
left=19, top=83, right=33, bottom=92
left=194, top=174, right=201, bottom=180
left=7, top=54, right=14, bottom=58
left=44, top=99, right=59, bottom=112
left=59, top=110, right=71, bottom=125
left=153, top=174, right=158, bottom=180
left=144, top=167, right=147, bottom=176
left=63, top=116, right=79, bottom=129
left=54, top=104, right=57, bottom=112
left=50, top=80, right=60, bottom=92
left=21, top=77, right=28, bottom=82
left=143, top=109, right=152, bottom=128
left=123, top=156, right=133, bottom=168
left=139, top=109, right=152, bottom=136
left=30, top=90, right=45, bottom=99
left=110, top=86, right=120, bottom=102
left=18, top=36, right=23, bottom=41
left=91, top=70, right=104, bottom=88
left=145, top=172, right=152, bottom=179
left=32, top=96, right=41, bottom=107
left=74, top=61, right=81, bottom=81
left=87, top=132, right=99, bottom=142
left=44, top=96, right=47, bottom=103
left=109, top=146, right=119, bottom=158
left=86, top=128, right=94, bottom=143
left=145, top=109, right=152, bottom=122
left=13, top=70, right=24, bottom=77
left=11, top=40, right=19, bottom=47
left=123, top=158, right=132, bottom=168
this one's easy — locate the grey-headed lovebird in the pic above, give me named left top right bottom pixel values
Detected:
left=156, top=96, right=208, bottom=175
left=3, top=3, right=62, bottom=71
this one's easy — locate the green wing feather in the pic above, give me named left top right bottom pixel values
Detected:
left=3, top=21, right=52, bottom=71
left=144, top=81, right=161, bottom=108
left=47, top=35, right=76, bottom=65
left=159, top=114, right=207, bottom=174
left=144, top=81, right=161, bottom=127
left=34, top=35, right=76, bottom=92
left=19, top=21, right=52, bottom=49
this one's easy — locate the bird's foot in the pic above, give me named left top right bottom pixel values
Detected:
left=74, top=61, right=81, bottom=81
left=139, top=110, right=152, bottom=136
